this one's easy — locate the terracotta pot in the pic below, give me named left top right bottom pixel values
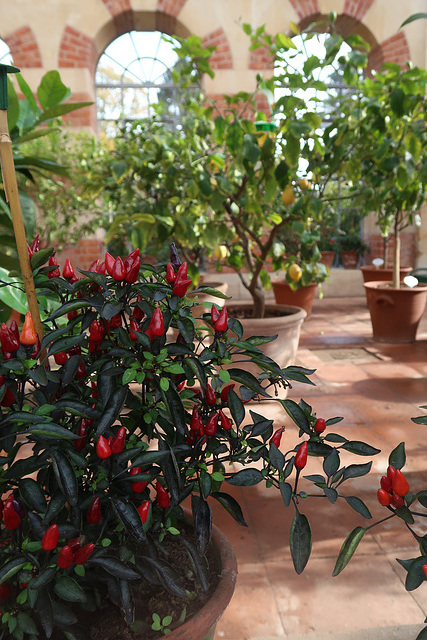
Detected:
left=226, top=302, right=306, bottom=371
left=360, top=265, right=413, bottom=283
left=364, top=281, right=427, bottom=343
left=340, top=250, right=359, bottom=269
left=271, top=281, right=317, bottom=317
left=319, top=251, right=336, bottom=268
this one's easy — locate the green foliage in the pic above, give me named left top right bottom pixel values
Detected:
left=0, top=245, right=378, bottom=638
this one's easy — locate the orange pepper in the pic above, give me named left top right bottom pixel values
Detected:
left=20, top=312, right=37, bottom=346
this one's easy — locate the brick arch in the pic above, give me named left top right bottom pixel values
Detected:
left=157, top=0, right=188, bottom=19
left=58, top=26, right=98, bottom=75
left=3, top=26, right=42, bottom=68
left=343, top=0, right=375, bottom=21
left=288, top=0, right=320, bottom=20
left=202, top=28, right=232, bottom=70
left=368, top=32, right=411, bottom=71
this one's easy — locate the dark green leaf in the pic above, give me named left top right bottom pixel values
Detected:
left=17, top=612, right=39, bottom=636
left=211, top=491, right=247, bottom=526
left=389, top=442, right=406, bottom=470
left=113, top=498, right=146, bottom=542
left=0, top=557, right=27, bottom=584
left=341, top=441, right=380, bottom=456
left=54, top=576, right=87, bottom=603
left=281, top=399, right=310, bottom=433
left=31, top=247, right=54, bottom=271
left=228, top=388, right=245, bottom=427
left=290, top=511, right=312, bottom=574
left=279, top=481, right=292, bottom=507
left=52, top=451, right=78, bottom=507
left=36, top=588, right=53, bottom=638
left=269, top=443, right=285, bottom=471
left=29, top=567, right=57, bottom=591
left=28, top=423, right=78, bottom=440
left=323, top=450, right=339, bottom=478
left=162, top=387, right=186, bottom=435
left=342, top=462, right=372, bottom=481
left=344, top=496, right=372, bottom=519
left=95, top=386, right=127, bottom=437
left=182, top=538, right=209, bottom=592
left=86, top=557, right=139, bottom=580
left=19, top=477, right=47, bottom=512
left=141, top=556, right=186, bottom=598
left=194, top=498, right=212, bottom=556
left=333, top=526, right=365, bottom=576
left=226, top=468, right=263, bottom=486
left=226, top=368, right=269, bottom=397
left=400, top=12, right=427, bottom=28
left=52, top=601, right=78, bottom=626
left=405, top=556, right=427, bottom=591
left=48, top=333, right=85, bottom=357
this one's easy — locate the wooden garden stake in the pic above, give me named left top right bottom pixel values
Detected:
left=0, top=63, right=45, bottom=353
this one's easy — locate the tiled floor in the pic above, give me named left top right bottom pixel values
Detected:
left=214, top=297, right=427, bottom=640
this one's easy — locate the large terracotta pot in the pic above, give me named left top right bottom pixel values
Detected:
left=319, top=251, right=336, bottom=268
left=360, top=265, right=413, bottom=283
left=364, top=281, right=427, bottom=343
left=340, top=250, right=359, bottom=269
left=271, top=281, right=317, bottom=317
left=226, top=302, right=306, bottom=370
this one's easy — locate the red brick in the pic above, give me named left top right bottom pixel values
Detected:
left=58, top=26, right=97, bottom=75
left=157, top=0, right=187, bottom=18
left=4, top=25, right=42, bottom=67
left=288, top=0, right=320, bottom=19
left=202, top=28, right=233, bottom=70
left=368, top=32, right=411, bottom=71
left=343, top=0, right=375, bottom=20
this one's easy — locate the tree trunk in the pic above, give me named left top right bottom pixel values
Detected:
left=251, top=287, right=266, bottom=318
left=393, top=217, right=400, bottom=289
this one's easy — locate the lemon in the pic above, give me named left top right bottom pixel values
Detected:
left=214, top=245, right=228, bottom=260
left=288, top=263, right=302, bottom=282
left=298, top=178, right=310, bottom=190
left=281, top=186, right=296, bottom=206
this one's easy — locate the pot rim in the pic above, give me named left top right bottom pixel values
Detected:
left=226, top=301, right=307, bottom=324
left=271, top=279, right=318, bottom=290
left=364, top=280, right=427, bottom=292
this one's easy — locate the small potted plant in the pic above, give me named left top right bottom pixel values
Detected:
left=336, top=232, right=369, bottom=269
left=0, top=240, right=378, bottom=640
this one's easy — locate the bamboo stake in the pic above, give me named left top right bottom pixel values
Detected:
left=0, top=64, right=45, bottom=355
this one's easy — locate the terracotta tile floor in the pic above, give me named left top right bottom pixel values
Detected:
left=214, top=296, right=427, bottom=640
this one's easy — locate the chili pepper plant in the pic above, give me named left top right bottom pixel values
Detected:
left=0, top=242, right=379, bottom=639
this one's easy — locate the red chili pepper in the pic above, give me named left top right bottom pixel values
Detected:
left=20, top=313, right=37, bottom=346
left=0, top=584, right=11, bottom=600
left=54, top=351, right=68, bottom=366
left=130, top=318, right=140, bottom=340
left=111, top=427, right=126, bottom=454
left=0, top=323, right=19, bottom=352
left=377, top=488, right=391, bottom=506
left=27, top=243, right=33, bottom=259
left=177, top=380, right=186, bottom=392
left=172, top=278, right=192, bottom=298
left=190, top=406, right=203, bottom=432
left=105, top=253, right=115, bottom=277
left=0, top=501, right=3, bottom=520
left=9, top=321, right=19, bottom=342
left=30, top=234, right=40, bottom=254
left=270, top=427, right=285, bottom=448
left=96, top=435, right=111, bottom=459
left=48, top=255, right=60, bottom=278
left=133, top=296, right=145, bottom=321
left=42, top=524, right=59, bottom=551
left=74, top=543, right=94, bottom=565
left=87, top=497, right=101, bottom=524
left=211, top=304, right=220, bottom=323
left=0, top=377, right=14, bottom=408
left=380, top=475, right=392, bottom=493
left=314, top=418, right=326, bottom=433
left=166, top=262, right=176, bottom=284
left=387, top=465, right=396, bottom=482
left=205, top=384, right=217, bottom=406
left=89, top=320, right=101, bottom=342
left=76, top=360, right=86, bottom=379
left=392, top=469, right=410, bottom=497
left=124, top=248, right=140, bottom=271
left=214, top=306, right=228, bottom=332
left=423, top=565, right=427, bottom=579
left=112, top=257, right=125, bottom=281
left=30, top=335, right=41, bottom=359
left=91, top=382, right=98, bottom=398
left=97, top=261, right=106, bottom=275
left=67, top=310, right=78, bottom=321
left=156, top=483, right=170, bottom=508
left=88, top=259, right=99, bottom=272
left=74, top=420, right=88, bottom=452
left=3, top=506, right=20, bottom=530
left=63, top=258, right=75, bottom=280
left=220, top=384, right=235, bottom=403
left=205, top=412, right=219, bottom=436
left=68, top=538, right=81, bottom=553
left=391, top=493, right=404, bottom=509
left=125, top=255, right=141, bottom=283
left=295, top=441, right=308, bottom=469
left=219, top=409, right=232, bottom=430
left=57, top=545, right=74, bottom=569
left=130, top=466, right=148, bottom=493
left=146, top=308, right=165, bottom=341
left=137, top=501, right=150, bottom=524
left=110, top=314, right=122, bottom=329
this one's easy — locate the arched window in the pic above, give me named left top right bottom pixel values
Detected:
left=95, top=30, right=187, bottom=137
left=0, top=40, right=13, bottom=65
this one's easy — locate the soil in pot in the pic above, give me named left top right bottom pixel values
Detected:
left=51, top=521, right=236, bottom=640
left=364, top=281, right=427, bottom=343
left=271, top=281, right=317, bottom=317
